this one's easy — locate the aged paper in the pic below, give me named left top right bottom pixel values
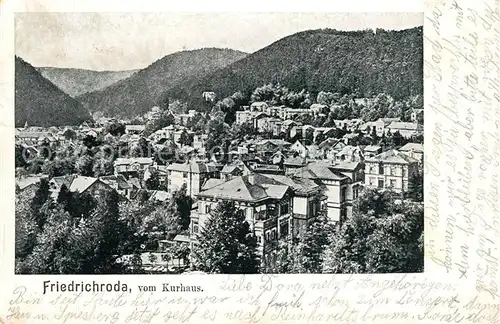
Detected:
left=1, top=0, right=500, bottom=323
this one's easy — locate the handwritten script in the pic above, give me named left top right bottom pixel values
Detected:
left=2, top=274, right=500, bottom=323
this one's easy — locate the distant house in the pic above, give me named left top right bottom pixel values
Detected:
left=250, top=101, right=268, bottom=112
left=283, top=156, right=308, bottom=174
left=255, top=139, right=291, bottom=155
left=220, top=162, right=251, bottom=182
left=15, top=131, right=56, bottom=146
left=363, top=145, right=382, bottom=158
left=114, top=157, right=154, bottom=177
left=290, top=140, right=308, bottom=158
left=235, top=110, right=253, bottom=125
left=49, top=175, right=114, bottom=201
left=335, top=145, right=364, bottom=162
left=166, top=161, right=218, bottom=197
left=399, top=143, right=424, bottom=163
left=374, top=118, right=401, bottom=136
left=125, top=125, right=145, bottom=135
left=364, top=149, right=419, bottom=193
left=387, top=122, right=423, bottom=138
left=99, top=174, right=135, bottom=199
left=291, top=160, right=363, bottom=223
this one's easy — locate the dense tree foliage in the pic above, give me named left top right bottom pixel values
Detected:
left=191, top=200, right=260, bottom=273
left=77, top=49, right=247, bottom=117
left=15, top=56, right=91, bottom=127
left=322, top=188, right=424, bottom=273
left=166, top=27, right=422, bottom=111
left=16, top=188, right=133, bottom=274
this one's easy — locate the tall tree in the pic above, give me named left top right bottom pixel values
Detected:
left=322, top=188, right=424, bottom=273
left=191, top=201, right=259, bottom=273
left=30, top=178, right=50, bottom=230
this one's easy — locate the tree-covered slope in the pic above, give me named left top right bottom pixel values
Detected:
left=15, top=56, right=92, bottom=127
left=77, top=48, right=247, bottom=117
left=166, top=27, right=423, bottom=109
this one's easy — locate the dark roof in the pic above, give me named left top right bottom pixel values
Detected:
left=291, top=161, right=348, bottom=181
left=365, top=149, right=419, bottom=164
left=197, top=173, right=292, bottom=202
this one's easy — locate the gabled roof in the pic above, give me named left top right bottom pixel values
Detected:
left=167, top=161, right=217, bottom=173
left=99, top=174, right=132, bottom=190
left=331, top=161, right=362, bottom=171
left=388, top=122, right=422, bottom=131
left=114, top=157, right=154, bottom=166
left=291, top=161, right=348, bottom=181
left=364, top=145, right=381, bottom=152
left=69, top=176, right=99, bottom=193
left=202, top=178, right=225, bottom=190
left=148, top=190, right=170, bottom=202
left=197, top=173, right=293, bottom=202
left=399, top=143, right=424, bottom=152
left=16, top=176, right=46, bottom=190
left=283, top=156, right=308, bottom=167
left=264, top=174, right=319, bottom=195
left=365, top=149, right=419, bottom=164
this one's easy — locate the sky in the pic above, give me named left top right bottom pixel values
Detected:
left=15, top=12, right=423, bottom=71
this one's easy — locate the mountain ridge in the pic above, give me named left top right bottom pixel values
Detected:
left=15, top=56, right=92, bottom=127
left=77, top=48, right=248, bottom=117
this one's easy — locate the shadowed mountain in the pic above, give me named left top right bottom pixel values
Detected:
left=165, top=27, right=423, bottom=109
left=77, top=48, right=248, bottom=117
left=15, top=56, right=92, bottom=127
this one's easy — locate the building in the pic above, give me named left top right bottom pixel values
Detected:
left=99, top=174, right=135, bottom=199
left=290, top=140, right=308, bottom=158
left=192, top=173, right=323, bottom=267
left=48, top=175, right=114, bottom=201
left=125, top=125, right=145, bottom=135
left=166, top=161, right=218, bottom=196
left=15, top=131, right=56, bottom=147
left=290, top=161, right=363, bottom=223
left=387, top=122, right=424, bottom=138
left=363, top=145, right=382, bottom=158
left=235, top=110, right=253, bottom=125
left=399, top=143, right=424, bottom=164
left=364, top=149, right=419, bottom=193
left=335, top=145, right=364, bottom=162
left=410, top=109, right=424, bottom=123
left=113, top=157, right=154, bottom=178
left=374, top=118, right=401, bottom=136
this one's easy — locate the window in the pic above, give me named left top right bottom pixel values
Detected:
left=280, top=222, right=289, bottom=237
left=256, top=235, right=262, bottom=244
left=205, top=204, right=211, bottom=214
left=193, top=224, right=199, bottom=233
left=378, top=179, right=384, bottom=188
left=281, top=202, right=289, bottom=215
left=183, top=172, right=188, bottom=178
left=378, top=163, right=384, bottom=175
left=389, top=179, right=396, bottom=188
left=390, top=166, right=395, bottom=176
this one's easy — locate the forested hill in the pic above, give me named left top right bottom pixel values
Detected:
left=77, top=48, right=247, bottom=117
left=37, top=67, right=138, bottom=97
left=165, top=27, right=423, bottom=109
left=15, top=56, right=92, bottom=127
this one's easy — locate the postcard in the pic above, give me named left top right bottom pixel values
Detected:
left=1, top=0, right=499, bottom=323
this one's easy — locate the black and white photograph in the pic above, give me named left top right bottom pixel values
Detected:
left=14, top=12, right=424, bottom=275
